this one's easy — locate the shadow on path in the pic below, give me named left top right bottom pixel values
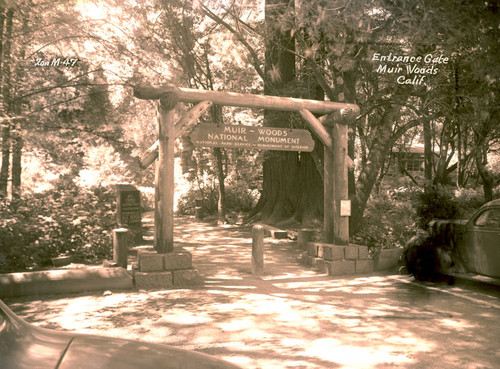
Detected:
left=6, top=213, right=500, bottom=369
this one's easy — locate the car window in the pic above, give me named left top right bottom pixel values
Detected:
left=474, top=208, right=500, bottom=228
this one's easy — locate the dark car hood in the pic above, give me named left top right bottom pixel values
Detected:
left=58, top=333, right=241, bottom=369
left=0, top=304, right=71, bottom=369
left=1, top=300, right=242, bottom=369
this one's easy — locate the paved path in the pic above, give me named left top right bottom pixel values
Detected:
left=5, top=216, right=500, bottom=369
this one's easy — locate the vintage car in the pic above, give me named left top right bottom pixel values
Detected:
left=404, top=199, right=500, bottom=283
left=0, top=299, right=243, bottom=369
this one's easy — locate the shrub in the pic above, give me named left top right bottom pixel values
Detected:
left=453, top=187, right=487, bottom=218
left=352, top=192, right=418, bottom=250
left=414, top=185, right=459, bottom=229
left=0, top=184, right=117, bottom=273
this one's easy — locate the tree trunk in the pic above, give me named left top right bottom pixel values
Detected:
left=351, top=104, right=403, bottom=233
left=11, top=11, right=29, bottom=199
left=423, top=116, right=433, bottom=181
left=214, top=147, right=227, bottom=224
left=2, top=7, right=13, bottom=110
left=0, top=122, right=9, bottom=197
left=252, top=0, right=302, bottom=223
left=343, top=71, right=357, bottom=207
left=11, top=118, right=22, bottom=198
left=208, top=104, right=228, bottom=224
left=0, top=8, right=13, bottom=198
left=475, top=147, right=494, bottom=202
left=0, top=6, right=4, bottom=106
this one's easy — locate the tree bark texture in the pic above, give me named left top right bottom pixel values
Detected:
left=155, top=92, right=178, bottom=253
left=11, top=119, right=22, bottom=198
left=0, top=122, right=9, bottom=197
left=0, top=8, right=13, bottom=197
left=11, top=12, right=28, bottom=199
left=424, top=116, right=433, bottom=181
left=252, top=0, right=323, bottom=224
left=0, top=6, right=5, bottom=107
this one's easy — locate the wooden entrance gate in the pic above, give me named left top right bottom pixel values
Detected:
left=134, top=85, right=359, bottom=253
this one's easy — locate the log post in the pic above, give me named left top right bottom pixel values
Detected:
left=323, top=130, right=334, bottom=243
left=252, top=225, right=264, bottom=275
left=155, top=92, right=178, bottom=253
left=113, top=228, right=129, bottom=268
left=324, top=111, right=350, bottom=245
left=333, top=119, right=349, bottom=245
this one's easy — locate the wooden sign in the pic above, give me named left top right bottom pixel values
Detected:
left=116, top=184, right=142, bottom=225
left=190, top=123, right=315, bottom=152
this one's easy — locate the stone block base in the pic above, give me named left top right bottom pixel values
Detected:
left=316, top=259, right=328, bottom=273
left=302, top=254, right=323, bottom=268
left=173, top=269, right=202, bottom=287
left=327, top=260, right=355, bottom=276
left=324, top=246, right=344, bottom=261
left=357, top=245, right=370, bottom=260
left=344, top=245, right=359, bottom=260
left=138, top=252, right=164, bottom=272
left=164, top=252, right=192, bottom=271
left=134, top=271, right=173, bottom=290
left=257, top=223, right=288, bottom=239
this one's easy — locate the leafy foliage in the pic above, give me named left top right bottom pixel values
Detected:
left=0, top=182, right=116, bottom=273
left=414, top=186, right=460, bottom=229
left=352, top=192, right=418, bottom=250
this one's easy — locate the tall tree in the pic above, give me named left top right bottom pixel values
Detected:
left=0, top=6, right=14, bottom=197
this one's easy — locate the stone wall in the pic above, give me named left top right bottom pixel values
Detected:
left=302, top=242, right=374, bottom=276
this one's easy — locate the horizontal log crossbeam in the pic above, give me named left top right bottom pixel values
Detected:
left=134, top=85, right=359, bottom=115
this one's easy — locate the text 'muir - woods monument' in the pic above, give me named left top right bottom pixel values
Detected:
left=134, top=85, right=359, bottom=257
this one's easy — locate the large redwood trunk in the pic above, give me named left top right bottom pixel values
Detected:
left=252, top=0, right=323, bottom=224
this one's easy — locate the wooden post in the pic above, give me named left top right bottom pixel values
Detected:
left=323, top=130, right=334, bottom=243
left=324, top=112, right=349, bottom=245
left=333, top=119, right=349, bottom=245
left=155, top=92, right=178, bottom=253
left=252, top=225, right=264, bottom=275
left=113, top=228, right=129, bottom=268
